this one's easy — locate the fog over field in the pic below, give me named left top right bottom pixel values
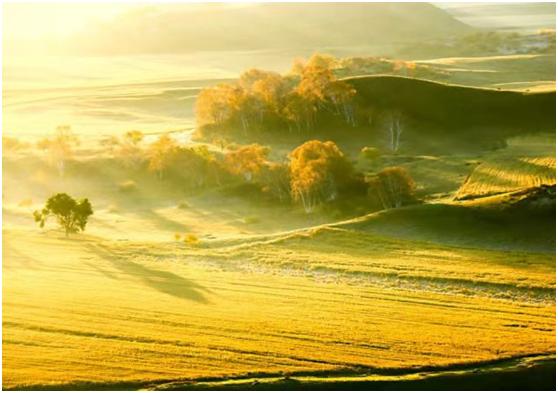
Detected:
left=3, top=3, right=555, bottom=138
left=440, top=2, right=556, bottom=30
left=2, top=2, right=556, bottom=390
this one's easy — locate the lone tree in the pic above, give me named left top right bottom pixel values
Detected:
left=33, top=193, right=93, bottom=237
left=384, top=111, right=404, bottom=153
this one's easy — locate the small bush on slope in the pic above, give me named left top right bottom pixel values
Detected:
left=367, top=167, right=417, bottom=209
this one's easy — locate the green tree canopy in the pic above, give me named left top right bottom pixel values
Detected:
left=33, top=193, right=93, bottom=237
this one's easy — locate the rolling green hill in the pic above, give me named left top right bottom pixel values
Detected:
left=337, top=192, right=555, bottom=253
left=243, top=75, right=555, bottom=155
left=348, top=75, right=555, bottom=131
left=312, top=75, right=556, bottom=154
left=198, top=75, right=555, bottom=154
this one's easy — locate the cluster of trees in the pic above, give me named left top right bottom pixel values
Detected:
left=100, top=131, right=226, bottom=189
left=194, top=54, right=428, bottom=153
left=194, top=53, right=457, bottom=147
left=139, top=134, right=416, bottom=213
left=288, top=140, right=363, bottom=212
left=407, top=31, right=556, bottom=58
left=30, top=140, right=416, bottom=239
left=195, top=54, right=357, bottom=138
left=221, top=139, right=415, bottom=213
left=3, top=136, right=30, bottom=152
left=15, top=127, right=225, bottom=192
left=454, top=32, right=528, bottom=55
left=28, top=129, right=416, bottom=226
left=100, top=130, right=145, bottom=168
left=37, top=125, right=80, bottom=177
left=3, top=126, right=81, bottom=178
left=222, top=143, right=291, bottom=201
left=108, top=131, right=418, bottom=212
left=338, top=56, right=393, bottom=75
left=144, top=134, right=225, bottom=188
left=337, top=56, right=450, bottom=81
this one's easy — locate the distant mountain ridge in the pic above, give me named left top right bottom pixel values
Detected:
left=439, top=2, right=556, bottom=31
left=70, top=3, right=472, bottom=55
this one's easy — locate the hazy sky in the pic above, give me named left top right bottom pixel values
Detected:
left=5, top=2, right=555, bottom=41
left=3, top=3, right=253, bottom=40
left=2, top=3, right=258, bottom=55
left=3, top=2, right=555, bottom=56
left=4, top=3, right=132, bottom=40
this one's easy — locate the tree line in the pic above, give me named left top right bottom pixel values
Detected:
left=194, top=53, right=416, bottom=154
left=139, top=134, right=416, bottom=213
left=195, top=54, right=357, bottom=139
left=24, top=125, right=416, bottom=214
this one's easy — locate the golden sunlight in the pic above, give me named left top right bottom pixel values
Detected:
left=2, top=2, right=556, bottom=391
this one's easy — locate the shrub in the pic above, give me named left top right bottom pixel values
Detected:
left=177, top=201, right=190, bottom=209
left=118, top=180, right=137, bottom=193
left=367, top=167, right=416, bottom=209
left=184, top=234, right=200, bottom=246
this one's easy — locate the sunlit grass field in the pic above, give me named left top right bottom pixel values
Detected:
left=3, top=225, right=555, bottom=389
left=2, top=126, right=555, bottom=390
left=457, top=135, right=556, bottom=199
left=2, top=5, right=556, bottom=385
left=417, top=54, right=556, bottom=90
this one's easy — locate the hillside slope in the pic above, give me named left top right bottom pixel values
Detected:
left=348, top=75, right=556, bottom=132
left=68, top=3, right=472, bottom=55
left=339, top=197, right=555, bottom=253
left=211, top=184, right=555, bottom=253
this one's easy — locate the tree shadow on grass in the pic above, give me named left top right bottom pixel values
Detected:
left=86, top=244, right=210, bottom=304
left=2, top=242, right=44, bottom=270
left=133, top=208, right=191, bottom=233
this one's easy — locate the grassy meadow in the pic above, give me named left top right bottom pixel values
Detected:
left=3, top=229, right=554, bottom=389
left=2, top=3, right=556, bottom=391
left=3, top=129, right=556, bottom=389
